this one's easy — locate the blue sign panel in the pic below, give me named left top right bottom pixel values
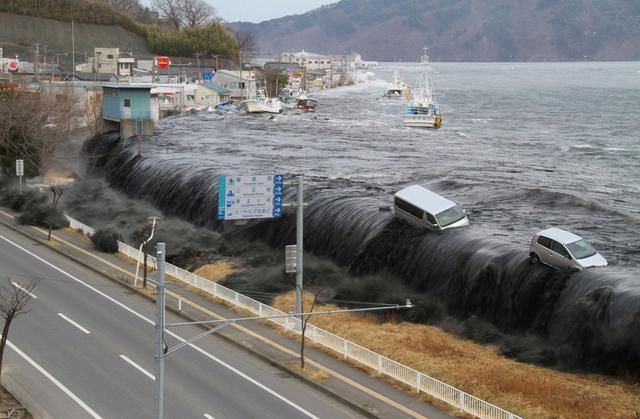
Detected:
left=218, top=174, right=284, bottom=220
left=202, top=71, right=214, bottom=81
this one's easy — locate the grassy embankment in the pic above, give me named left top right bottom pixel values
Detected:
left=269, top=292, right=639, bottom=419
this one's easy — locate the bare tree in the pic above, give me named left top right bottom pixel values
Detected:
left=47, top=185, right=64, bottom=241
left=234, top=31, right=258, bottom=62
left=152, top=0, right=183, bottom=29
left=0, top=87, right=80, bottom=176
left=0, top=277, right=38, bottom=377
left=182, top=0, right=215, bottom=27
left=299, top=288, right=324, bottom=370
left=103, top=0, right=143, bottom=15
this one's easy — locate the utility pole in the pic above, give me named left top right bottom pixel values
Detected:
left=195, top=52, right=201, bottom=81
left=154, top=242, right=166, bottom=419
left=71, top=20, right=75, bottom=81
left=33, top=43, right=40, bottom=82
left=212, top=54, right=219, bottom=71
left=295, top=176, right=304, bottom=323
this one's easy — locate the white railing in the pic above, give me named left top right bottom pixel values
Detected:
left=115, top=237, right=522, bottom=419
left=65, top=215, right=96, bottom=236
left=66, top=215, right=520, bottom=419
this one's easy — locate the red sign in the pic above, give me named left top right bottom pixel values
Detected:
left=7, top=60, right=18, bottom=72
left=155, top=56, right=170, bottom=70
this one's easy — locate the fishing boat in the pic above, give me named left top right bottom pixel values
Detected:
left=384, top=71, right=410, bottom=97
left=241, top=89, right=282, bottom=114
left=403, top=47, right=442, bottom=129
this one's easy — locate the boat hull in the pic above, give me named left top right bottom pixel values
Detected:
left=240, top=100, right=262, bottom=113
left=403, top=114, right=441, bottom=129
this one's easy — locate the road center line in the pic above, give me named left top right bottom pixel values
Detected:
left=203, top=414, right=215, bottom=419
left=57, top=313, right=91, bottom=334
left=3, top=337, right=102, bottom=418
left=0, top=233, right=319, bottom=419
left=11, top=282, right=37, bottom=299
left=119, top=355, right=155, bottom=381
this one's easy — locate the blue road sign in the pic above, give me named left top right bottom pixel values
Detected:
left=218, top=174, right=285, bottom=220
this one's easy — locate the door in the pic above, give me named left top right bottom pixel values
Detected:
left=122, top=98, right=132, bottom=118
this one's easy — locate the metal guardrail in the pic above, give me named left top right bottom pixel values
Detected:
left=65, top=215, right=520, bottom=419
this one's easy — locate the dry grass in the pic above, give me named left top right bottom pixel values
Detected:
left=287, top=362, right=330, bottom=382
left=63, top=227, right=92, bottom=244
left=273, top=292, right=640, bottom=419
left=192, top=261, right=239, bottom=282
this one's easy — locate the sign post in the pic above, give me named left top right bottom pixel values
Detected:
left=218, top=174, right=284, bottom=221
left=15, top=159, right=24, bottom=195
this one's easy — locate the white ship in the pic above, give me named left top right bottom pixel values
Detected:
left=403, top=47, right=442, bottom=129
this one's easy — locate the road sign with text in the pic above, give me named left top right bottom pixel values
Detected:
left=218, top=174, right=284, bottom=220
left=16, top=159, right=24, bottom=176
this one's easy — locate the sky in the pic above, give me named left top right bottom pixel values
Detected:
left=212, top=0, right=338, bottom=23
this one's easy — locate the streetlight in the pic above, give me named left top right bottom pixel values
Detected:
left=134, top=216, right=160, bottom=287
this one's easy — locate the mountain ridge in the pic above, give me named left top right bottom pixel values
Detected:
left=230, top=0, right=640, bottom=61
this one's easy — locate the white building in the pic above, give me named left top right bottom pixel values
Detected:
left=212, top=70, right=257, bottom=100
left=76, top=48, right=135, bottom=78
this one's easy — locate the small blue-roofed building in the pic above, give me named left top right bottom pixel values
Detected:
left=102, top=84, right=154, bottom=137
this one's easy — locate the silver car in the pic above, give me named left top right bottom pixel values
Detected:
left=529, top=228, right=607, bottom=271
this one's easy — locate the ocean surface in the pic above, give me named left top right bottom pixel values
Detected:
left=146, top=61, right=640, bottom=268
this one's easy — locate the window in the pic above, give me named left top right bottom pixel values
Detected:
left=107, top=54, right=114, bottom=59
left=435, top=206, right=466, bottom=227
left=123, top=98, right=131, bottom=108
left=566, top=240, right=596, bottom=259
left=537, top=236, right=552, bottom=249
left=425, top=212, right=437, bottom=225
left=394, top=197, right=423, bottom=219
left=550, top=241, right=570, bottom=258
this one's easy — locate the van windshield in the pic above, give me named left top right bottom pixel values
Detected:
left=566, top=240, right=597, bottom=260
left=435, top=206, right=466, bottom=227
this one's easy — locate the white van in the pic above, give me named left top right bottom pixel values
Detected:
left=393, top=185, right=469, bottom=231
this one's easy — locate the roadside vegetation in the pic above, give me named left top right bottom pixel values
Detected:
left=272, top=292, right=640, bottom=419
left=0, top=0, right=240, bottom=58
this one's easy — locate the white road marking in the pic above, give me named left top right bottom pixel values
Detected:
left=119, top=355, right=155, bottom=380
left=11, top=282, right=37, bottom=299
left=58, top=313, right=91, bottom=334
left=4, top=338, right=102, bottom=418
left=0, top=234, right=319, bottom=419
left=203, top=414, right=215, bottom=419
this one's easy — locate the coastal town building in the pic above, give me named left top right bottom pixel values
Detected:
left=76, top=48, right=135, bottom=78
left=212, top=70, right=257, bottom=100
left=102, top=84, right=154, bottom=137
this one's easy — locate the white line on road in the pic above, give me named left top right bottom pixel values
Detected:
left=4, top=338, right=102, bottom=418
left=119, top=355, right=155, bottom=381
left=204, top=414, right=215, bottom=419
left=0, top=233, right=319, bottom=419
left=58, top=313, right=91, bottom=334
left=11, top=282, right=37, bottom=299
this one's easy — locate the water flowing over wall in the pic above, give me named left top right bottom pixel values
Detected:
left=86, top=133, right=640, bottom=375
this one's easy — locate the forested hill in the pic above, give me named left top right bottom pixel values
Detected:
left=231, top=0, right=640, bottom=61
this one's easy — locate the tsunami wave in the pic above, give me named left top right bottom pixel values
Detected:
left=84, top=133, right=640, bottom=375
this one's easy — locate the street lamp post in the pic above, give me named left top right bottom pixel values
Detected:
left=143, top=216, right=160, bottom=288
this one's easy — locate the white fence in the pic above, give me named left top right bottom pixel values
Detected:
left=65, top=215, right=96, bottom=236
left=115, top=237, right=522, bottom=419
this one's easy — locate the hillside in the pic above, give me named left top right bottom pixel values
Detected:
left=0, top=12, right=152, bottom=63
left=231, top=0, right=640, bottom=61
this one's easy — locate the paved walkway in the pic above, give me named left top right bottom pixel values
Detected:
left=0, top=207, right=453, bottom=419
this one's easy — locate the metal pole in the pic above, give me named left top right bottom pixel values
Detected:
left=154, top=243, right=166, bottom=419
left=295, top=176, right=303, bottom=324
left=71, top=20, right=75, bottom=82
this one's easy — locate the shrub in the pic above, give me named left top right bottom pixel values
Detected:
left=90, top=229, right=121, bottom=253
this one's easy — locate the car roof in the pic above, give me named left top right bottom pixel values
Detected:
left=537, top=227, right=583, bottom=244
left=394, top=185, right=458, bottom=214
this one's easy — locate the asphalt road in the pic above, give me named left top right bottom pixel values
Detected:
left=0, top=224, right=366, bottom=419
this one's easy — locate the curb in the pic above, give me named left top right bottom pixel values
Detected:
left=0, top=218, right=379, bottom=418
